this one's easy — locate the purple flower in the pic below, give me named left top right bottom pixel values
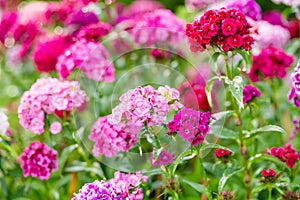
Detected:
left=19, top=142, right=58, bottom=180
left=243, top=85, right=261, bottom=104
left=50, top=121, right=62, bottom=134
left=289, top=60, right=300, bottom=107
left=72, top=180, right=122, bottom=200
left=226, top=0, right=262, bottom=20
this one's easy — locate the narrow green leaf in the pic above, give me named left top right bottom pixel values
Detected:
left=59, top=144, right=78, bottom=175
left=200, top=143, right=232, bottom=158
left=182, top=179, right=209, bottom=197
left=209, top=52, right=222, bottom=75
left=218, top=167, right=244, bottom=193
left=251, top=184, right=268, bottom=194
left=211, top=110, right=234, bottom=125
left=244, top=125, right=286, bottom=140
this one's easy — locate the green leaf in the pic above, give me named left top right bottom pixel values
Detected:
left=235, top=50, right=252, bottom=73
left=227, top=76, right=244, bottom=109
left=209, top=52, right=222, bottom=75
left=218, top=167, right=244, bottom=193
left=248, top=154, right=288, bottom=169
left=64, top=161, right=104, bottom=177
left=251, top=184, right=268, bottom=194
left=211, top=110, right=234, bottom=125
left=59, top=144, right=78, bottom=175
left=182, top=179, right=209, bottom=197
left=244, top=125, right=286, bottom=140
left=210, top=126, right=239, bottom=139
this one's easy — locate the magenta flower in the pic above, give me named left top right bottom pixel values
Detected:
left=19, top=142, right=58, bottom=180
left=167, top=107, right=213, bottom=146
left=76, top=22, right=112, bottom=42
left=243, top=85, right=261, bottom=104
left=266, top=144, right=300, bottom=168
left=249, top=47, right=294, bottom=82
left=186, top=8, right=254, bottom=52
left=185, top=0, right=220, bottom=11
left=72, top=180, right=121, bottom=200
left=226, top=0, right=262, bottom=20
left=18, top=78, right=86, bottom=134
left=32, top=35, right=73, bottom=72
left=89, top=115, right=140, bottom=157
left=56, top=39, right=115, bottom=82
left=149, top=150, right=174, bottom=166
left=262, top=168, right=276, bottom=177
left=215, top=148, right=231, bottom=158
left=289, top=60, right=300, bottom=107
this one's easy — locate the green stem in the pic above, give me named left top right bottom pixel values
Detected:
left=268, top=185, right=272, bottom=200
left=199, top=157, right=213, bottom=200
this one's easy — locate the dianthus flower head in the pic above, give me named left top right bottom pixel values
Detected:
left=72, top=180, right=122, bottom=200
left=167, top=107, right=213, bottom=146
left=215, top=148, right=231, bottom=158
left=226, top=0, right=262, bottom=20
left=109, top=85, right=182, bottom=130
left=266, top=144, right=300, bottom=168
left=76, top=22, right=112, bottom=42
left=130, top=9, right=185, bottom=47
left=254, top=21, right=290, bottom=49
left=289, top=60, right=300, bottom=107
left=109, top=171, right=148, bottom=200
left=186, top=8, right=254, bottom=52
left=19, top=141, right=58, bottom=180
left=249, top=47, right=294, bottom=82
left=89, top=115, right=141, bottom=157
left=18, top=78, right=86, bottom=134
left=243, top=84, right=261, bottom=104
left=149, top=150, right=174, bottom=166
left=262, top=168, right=276, bottom=177
left=56, top=39, right=115, bottom=82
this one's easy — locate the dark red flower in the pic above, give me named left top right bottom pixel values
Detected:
left=215, top=148, right=231, bottom=158
left=266, top=144, right=300, bottom=168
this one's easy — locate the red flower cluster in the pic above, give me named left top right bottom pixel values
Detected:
left=266, top=144, right=300, bottom=168
left=261, top=168, right=276, bottom=177
left=215, top=148, right=231, bottom=158
left=249, top=47, right=294, bottom=82
left=185, top=8, right=254, bottom=52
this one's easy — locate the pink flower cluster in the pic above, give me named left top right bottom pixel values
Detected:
left=18, top=78, right=86, bottom=134
left=261, top=168, right=276, bottom=177
left=120, top=0, right=163, bottom=19
left=109, top=171, right=148, bottom=200
left=254, top=21, right=290, bottom=49
left=186, top=8, right=255, bottom=52
left=215, top=148, right=231, bottom=158
left=72, top=180, right=122, bottom=200
left=167, top=107, right=213, bottom=146
left=19, top=142, right=58, bottom=180
left=249, top=47, right=294, bottom=82
left=89, top=115, right=140, bottom=157
left=56, top=39, right=115, bottom=82
left=110, top=85, right=182, bottom=130
left=266, top=144, right=300, bottom=168
left=243, top=85, right=261, bottom=104
left=289, top=60, right=300, bottom=107
left=130, top=9, right=185, bottom=46
left=150, top=150, right=174, bottom=166
left=226, top=0, right=262, bottom=20
left=185, top=0, right=220, bottom=11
